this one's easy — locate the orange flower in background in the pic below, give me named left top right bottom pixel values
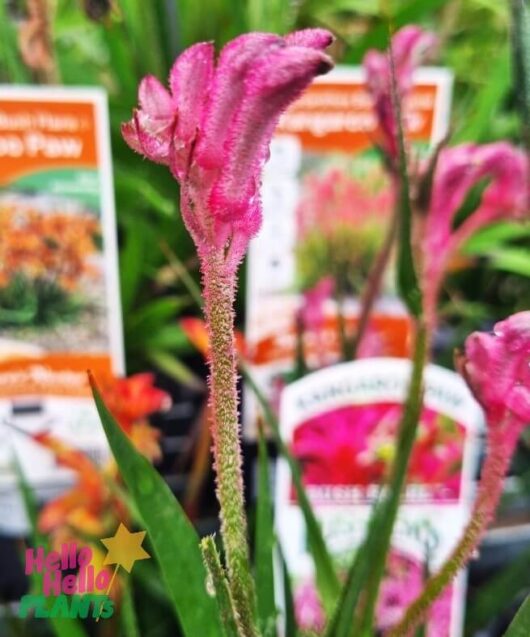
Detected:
left=34, top=432, right=125, bottom=538
left=36, top=373, right=170, bottom=541
left=0, top=204, right=99, bottom=291
left=181, top=317, right=246, bottom=359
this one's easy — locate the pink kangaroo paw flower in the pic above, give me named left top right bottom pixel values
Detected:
left=390, top=312, right=530, bottom=637
left=363, top=25, right=436, bottom=166
left=421, top=142, right=528, bottom=329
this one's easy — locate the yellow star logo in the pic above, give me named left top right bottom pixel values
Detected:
left=100, top=523, right=151, bottom=573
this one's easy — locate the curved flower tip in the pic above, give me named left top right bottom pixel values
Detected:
left=122, top=29, right=334, bottom=271
left=422, top=142, right=528, bottom=309
left=457, top=312, right=530, bottom=432
left=363, top=25, right=436, bottom=164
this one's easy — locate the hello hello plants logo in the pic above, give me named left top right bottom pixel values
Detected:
left=19, top=524, right=150, bottom=620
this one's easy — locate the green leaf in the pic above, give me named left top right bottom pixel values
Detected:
left=489, top=247, right=530, bottom=277
left=121, top=576, right=141, bottom=637
left=278, top=548, right=296, bottom=637
left=328, top=326, right=428, bottom=637
left=454, top=46, right=511, bottom=142
left=0, top=2, right=31, bottom=82
left=115, top=169, right=177, bottom=219
left=147, top=350, right=204, bottom=390
left=246, top=0, right=294, bottom=33
left=463, top=222, right=530, bottom=253
left=512, top=0, right=530, bottom=150
left=126, top=298, right=191, bottom=341
left=255, top=430, right=277, bottom=635
left=466, top=547, right=530, bottom=633
left=391, top=39, right=422, bottom=317
left=503, top=596, right=530, bottom=637
left=119, top=218, right=149, bottom=315
left=90, top=377, right=224, bottom=637
left=240, top=364, right=340, bottom=615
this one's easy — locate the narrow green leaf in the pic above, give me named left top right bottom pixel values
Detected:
left=466, top=547, right=530, bottom=633
left=147, top=350, right=204, bottom=390
left=278, top=548, right=296, bottom=637
left=114, top=169, right=177, bottom=219
left=200, top=536, right=240, bottom=637
left=327, top=325, right=428, bottom=637
left=126, top=297, right=191, bottom=340
left=90, top=377, right=224, bottom=637
left=121, top=576, right=141, bottom=637
left=119, top=218, right=148, bottom=315
left=255, top=430, right=277, bottom=635
left=463, top=222, right=530, bottom=253
left=391, top=36, right=422, bottom=317
left=240, top=364, right=340, bottom=615
left=454, top=46, right=511, bottom=142
left=503, top=595, right=530, bottom=637
left=0, top=2, right=31, bottom=82
left=511, top=0, right=530, bottom=151
left=489, top=247, right=530, bottom=277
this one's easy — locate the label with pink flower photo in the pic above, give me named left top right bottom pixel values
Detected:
left=244, top=66, right=453, bottom=438
left=275, top=359, right=483, bottom=636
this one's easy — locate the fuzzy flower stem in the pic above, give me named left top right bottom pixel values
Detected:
left=387, top=428, right=514, bottom=637
left=202, top=251, right=258, bottom=637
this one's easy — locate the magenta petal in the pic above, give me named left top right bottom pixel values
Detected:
left=134, top=111, right=172, bottom=163
left=169, top=41, right=215, bottom=144
left=463, top=312, right=530, bottom=430
left=195, top=32, right=284, bottom=169
left=210, top=45, right=332, bottom=223
left=121, top=118, right=143, bottom=154
left=138, top=75, right=174, bottom=118
left=284, top=28, right=334, bottom=50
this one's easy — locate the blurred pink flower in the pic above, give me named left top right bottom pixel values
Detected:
left=422, top=143, right=528, bottom=329
left=377, top=550, right=452, bottom=636
left=296, top=167, right=392, bottom=239
left=294, top=579, right=326, bottom=632
left=123, top=31, right=333, bottom=272
left=299, top=276, right=335, bottom=332
left=459, top=312, right=530, bottom=447
left=363, top=26, right=436, bottom=166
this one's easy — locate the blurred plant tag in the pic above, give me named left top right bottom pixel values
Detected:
left=0, top=87, right=124, bottom=534
left=244, top=66, right=453, bottom=438
left=275, top=359, right=483, bottom=637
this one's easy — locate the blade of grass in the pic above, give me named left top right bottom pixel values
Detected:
left=503, top=596, right=530, bottom=637
left=255, top=430, right=277, bottom=636
left=240, top=364, right=340, bottom=616
left=90, top=374, right=224, bottom=637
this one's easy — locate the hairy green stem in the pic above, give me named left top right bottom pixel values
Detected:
left=388, top=432, right=514, bottom=637
left=202, top=251, right=258, bottom=637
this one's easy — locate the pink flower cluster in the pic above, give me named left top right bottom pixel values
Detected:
left=123, top=31, right=333, bottom=272
left=296, top=167, right=392, bottom=239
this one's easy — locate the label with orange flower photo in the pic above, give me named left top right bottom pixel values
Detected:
left=0, top=87, right=124, bottom=534
left=244, top=66, right=453, bottom=437
left=275, top=360, right=483, bottom=637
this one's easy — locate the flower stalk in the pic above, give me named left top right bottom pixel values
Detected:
left=388, top=428, right=515, bottom=637
left=202, top=252, right=258, bottom=635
